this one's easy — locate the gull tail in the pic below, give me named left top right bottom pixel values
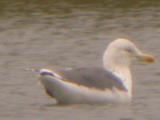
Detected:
left=38, top=69, right=80, bottom=104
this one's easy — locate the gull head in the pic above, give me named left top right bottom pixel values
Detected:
left=103, top=38, right=155, bottom=68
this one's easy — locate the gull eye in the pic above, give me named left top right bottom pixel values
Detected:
left=124, top=46, right=133, bottom=53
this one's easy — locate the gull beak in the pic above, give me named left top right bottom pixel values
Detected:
left=137, top=53, right=155, bottom=64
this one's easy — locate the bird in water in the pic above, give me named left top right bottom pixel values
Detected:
left=37, top=38, right=155, bottom=105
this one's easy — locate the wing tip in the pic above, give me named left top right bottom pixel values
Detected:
left=39, top=69, right=62, bottom=79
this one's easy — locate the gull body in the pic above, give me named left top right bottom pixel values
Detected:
left=38, top=38, right=154, bottom=104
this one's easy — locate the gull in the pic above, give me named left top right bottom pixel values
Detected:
left=38, top=38, right=155, bottom=104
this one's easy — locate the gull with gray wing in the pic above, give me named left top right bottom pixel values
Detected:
left=38, top=38, right=155, bottom=104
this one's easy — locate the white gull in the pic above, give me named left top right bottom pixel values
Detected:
left=38, top=38, right=155, bottom=104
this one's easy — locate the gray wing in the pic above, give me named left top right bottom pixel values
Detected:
left=58, top=67, right=127, bottom=91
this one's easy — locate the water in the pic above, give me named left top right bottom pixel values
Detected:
left=0, top=0, right=159, bottom=120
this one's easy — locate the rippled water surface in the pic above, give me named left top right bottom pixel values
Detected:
left=0, top=0, right=160, bottom=120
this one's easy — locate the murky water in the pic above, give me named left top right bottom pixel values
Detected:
left=0, top=0, right=159, bottom=120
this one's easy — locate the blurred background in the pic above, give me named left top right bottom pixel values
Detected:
left=0, top=0, right=159, bottom=120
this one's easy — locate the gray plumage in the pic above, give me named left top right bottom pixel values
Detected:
left=56, top=67, right=127, bottom=91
